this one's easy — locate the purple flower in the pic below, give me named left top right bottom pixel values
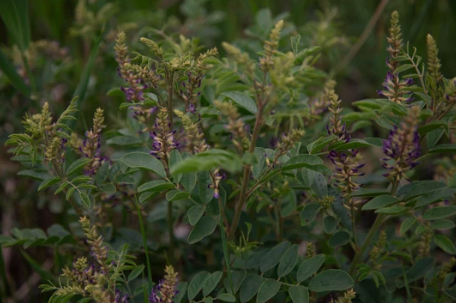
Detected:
left=381, top=106, right=421, bottom=180
left=115, top=290, right=129, bottom=303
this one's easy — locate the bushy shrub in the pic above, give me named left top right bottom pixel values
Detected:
left=2, top=4, right=456, bottom=303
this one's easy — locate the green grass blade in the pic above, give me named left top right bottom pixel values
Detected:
left=134, top=195, right=153, bottom=292
left=0, top=47, right=31, bottom=97
left=20, top=250, right=54, bottom=282
left=0, top=0, right=30, bottom=51
left=72, top=28, right=104, bottom=102
left=68, top=27, right=104, bottom=128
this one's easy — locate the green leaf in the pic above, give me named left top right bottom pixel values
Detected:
left=328, top=230, right=350, bottom=247
left=171, top=149, right=242, bottom=174
left=221, top=91, right=257, bottom=114
left=282, top=155, right=323, bottom=171
left=102, top=183, right=116, bottom=194
left=0, top=47, right=30, bottom=97
left=180, top=153, right=197, bottom=191
left=332, top=139, right=373, bottom=151
left=307, top=135, right=337, bottom=154
left=300, top=203, right=321, bottom=226
left=148, top=187, right=165, bottom=206
left=311, top=173, right=327, bottom=198
left=415, top=187, right=456, bottom=207
left=291, top=34, right=300, bottom=54
left=224, top=270, right=246, bottom=295
left=187, top=205, right=205, bottom=226
left=289, top=285, right=309, bottom=303
left=174, top=282, right=188, bottom=303
left=298, top=168, right=315, bottom=187
left=400, top=218, right=417, bottom=234
left=260, top=241, right=291, bottom=272
left=323, top=216, right=339, bottom=233
left=434, top=234, right=456, bottom=254
left=80, top=192, right=91, bottom=208
left=38, top=177, right=62, bottom=191
left=166, top=190, right=189, bottom=202
left=430, top=219, right=455, bottom=230
left=375, top=206, right=407, bottom=214
left=113, top=173, right=136, bottom=184
left=427, top=129, right=445, bottom=149
left=17, top=170, right=50, bottom=181
left=423, top=206, right=456, bottom=220
left=66, top=158, right=92, bottom=176
left=395, top=64, right=414, bottom=74
left=187, top=217, right=217, bottom=244
left=277, top=244, right=299, bottom=278
left=256, top=279, right=280, bottom=303
left=203, top=271, right=223, bottom=296
left=352, top=188, right=390, bottom=197
left=107, top=87, right=124, bottom=97
left=297, top=254, right=326, bottom=282
left=402, top=181, right=447, bottom=200
left=120, top=152, right=166, bottom=178
left=138, top=180, right=175, bottom=193
left=362, top=195, right=399, bottom=210
left=106, top=136, right=142, bottom=146
left=128, top=265, right=144, bottom=282
left=188, top=271, right=210, bottom=300
left=429, top=144, right=456, bottom=154
left=308, top=270, right=354, bottom=292
left=169, top=150, right=183, bottom=183
left=418, top=121, right=448, bottom=136
left=240, top=275, right=263, bottom=303
left=217, top=293, right=236, bottom=302
left=396, top=257, right=435, bottom=288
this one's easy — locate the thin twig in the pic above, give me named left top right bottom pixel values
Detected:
left=333, top=0, right=390, bottom=76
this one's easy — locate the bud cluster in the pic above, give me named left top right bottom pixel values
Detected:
left=309, top=80, right=336, bottom=117
left=214, top=100, right=249, bottom=152
left=382, top=106, right=421, bottom=182
left=79, top=217, right=111, bottom=275
left=150, top=107, right=177, bottom=160
left=79, top=108, right=107, bottom=176
left=260, top=20, right=284, bottom=71
left=378, top=11, right=414, bottom=104
left=174, top=110, right=208, bottom=154
left=149, top=265, right=179, bottom=303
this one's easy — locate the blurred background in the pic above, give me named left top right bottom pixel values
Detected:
left=1, top=0, right=455, bottom=301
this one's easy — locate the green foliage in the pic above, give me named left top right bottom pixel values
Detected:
left=3, top=3, right=456, bottom=303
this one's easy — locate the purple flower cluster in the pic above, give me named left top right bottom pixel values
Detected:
left=150, top=127, right=177, bottom=159
left=377, top=70, right=414, bottom=104
left=148, top=280, right=179, bottom=303
left=181, top=72, right=203, bottom=113
left=60, top=136, right=68, bottom=163
left=381, top=125, right=421, bottom=178
left=114, top=290, right=129, bottom=303
left=326, top=122, right=350, bottom=143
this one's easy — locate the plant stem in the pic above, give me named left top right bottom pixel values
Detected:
left=0, top=245, right=11, bottom=301
left=166, top=72, right=175, bottom=262
left=167, top=73, right=174, bottom=125
left=218, top=197, right=234, bottom=294
left=349, top=213, right=386, bottom=274
left=349, top=196, right=358, bottom=249
left=228, top=103, right=264, bottom=240
left=167, top=201, right=175, bottom=265
left=134, top=195, right=153, bottom=291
